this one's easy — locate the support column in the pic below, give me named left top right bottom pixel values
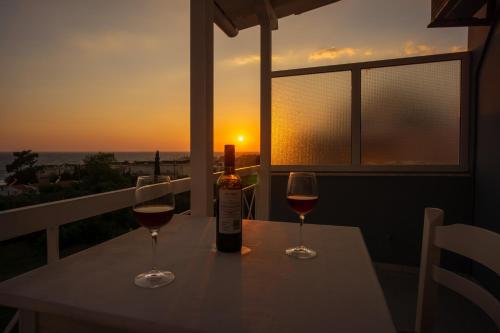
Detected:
left=190, top=0, right=214, bottom=217
left=256, top=19, right=272, bottom=220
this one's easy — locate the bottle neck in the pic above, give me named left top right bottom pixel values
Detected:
left=224, top=148, right=235, bottom=174
left=224, top=165, right=235, bottom=174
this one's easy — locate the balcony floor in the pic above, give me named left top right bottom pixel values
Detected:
left=375, top=264, right=498, bottom=333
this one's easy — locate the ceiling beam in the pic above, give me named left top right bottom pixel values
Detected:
left=214, top=1, right=238, bottom=37
left=255, top=0, right=279, bottom=30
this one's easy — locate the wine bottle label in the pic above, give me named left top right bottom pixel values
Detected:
left=218, top=189, right=242, bottom=234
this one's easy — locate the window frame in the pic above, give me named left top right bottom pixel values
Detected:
left=270, top=52, right=471, bottom=173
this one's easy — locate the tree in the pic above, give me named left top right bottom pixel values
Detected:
left=5, top=150, right=42, bottom=184
left=154, top=151, right=161, bottom=176
left=80, top=152, right=132, bottom=193
left=83, top=152, right=116, bottom=171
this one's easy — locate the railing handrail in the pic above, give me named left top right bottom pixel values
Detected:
left=0, top=178, right=190, bottom=242
left=213, top=164, right=260, bottom=179
left=0, top=165, right=260, bottom=242
left=271, top=51, right=470, bottom=78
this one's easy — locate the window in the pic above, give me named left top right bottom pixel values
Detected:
left=361, top=60, right=461, bottom=166
left=271, top=53, right=469, bottom=171
left=272, top=71, right=351, bottom=165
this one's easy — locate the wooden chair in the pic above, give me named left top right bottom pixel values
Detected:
left=414, top=207, right=500, bottom=333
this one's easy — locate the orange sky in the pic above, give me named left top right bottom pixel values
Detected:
left=0, top=0, right=466, bottom=153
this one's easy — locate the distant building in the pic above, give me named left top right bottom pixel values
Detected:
left=0, top=181, right=38, bottom=196
left=115, top=160, right=191, bottom=179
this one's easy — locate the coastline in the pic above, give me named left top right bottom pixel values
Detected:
left=0, top=151, right=260, bottom=183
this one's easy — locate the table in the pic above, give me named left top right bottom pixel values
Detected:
left=0, top=215, right=396, bottom=333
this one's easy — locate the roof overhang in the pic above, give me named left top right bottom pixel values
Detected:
left=214, top=0, right=341, bottom=37
left=428, top=0, right=495, bottom=27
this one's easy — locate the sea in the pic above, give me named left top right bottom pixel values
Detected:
left=0, top=152, right=191, bottom=182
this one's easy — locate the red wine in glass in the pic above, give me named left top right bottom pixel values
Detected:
left=287, top=195, right=318, bottom=216
left=133, top=205, right=174, bottom=230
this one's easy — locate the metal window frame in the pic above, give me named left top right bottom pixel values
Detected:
left=270, top=52, right=471, bottom=174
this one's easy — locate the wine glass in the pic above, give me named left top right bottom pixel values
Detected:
left=285, top=172, right=318, bottom=259
left=133, top=175, right=175, bottom=288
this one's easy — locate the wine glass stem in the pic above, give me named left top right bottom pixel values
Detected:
left=299, top=214, right=304, bottom=247
left=151, top=230, right=158, bottom=271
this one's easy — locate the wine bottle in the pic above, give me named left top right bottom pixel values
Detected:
left=216, top=145, right=242, bottom=252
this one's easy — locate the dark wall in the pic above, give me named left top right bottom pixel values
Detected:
left=469, top=12, right=500, bottom=297
left=271, top=174, right=473, bottom=268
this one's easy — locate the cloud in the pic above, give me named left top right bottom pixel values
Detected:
left=223, top=42, right=467, bottom=69
left=403, top=41, right=438, bottom=56
left=229, top=55, right=260, bottom=66
left=308, top=47, right=357, bottom=61
left=449, top=45, right=467, bottom=52
left=402, top=41, right=467, bottom=56
left=363, top=49, right=374, bottom=56
left=224, top=54, right=285, bottom=66
left=70, top=31, right=162, bottom=54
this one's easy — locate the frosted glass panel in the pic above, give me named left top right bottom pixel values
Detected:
left=361, top=61, right=460, bottom=165
left=272, top=71, right=351, bottom=165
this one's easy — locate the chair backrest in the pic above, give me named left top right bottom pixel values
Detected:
left=415, top=208, right=500, bottom=333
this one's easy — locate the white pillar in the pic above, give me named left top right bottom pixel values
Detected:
left=190, top=0, right=214, bottom=217
left=256, top=20, right=272, bottom=220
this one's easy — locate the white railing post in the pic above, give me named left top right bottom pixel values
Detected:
left=3, top=310, right=19, bottom=333
left=256, top=3, right=273, bottom=220
left=242, top=184, right=257, bottom=220
left=351, top=67, right=361, bottom=165
left=46, top=225, right=59, bottom=265
left=190, top=0, right=214, bottom=217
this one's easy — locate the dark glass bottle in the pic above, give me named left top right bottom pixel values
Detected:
left=216, top=145, right=242, bottom=252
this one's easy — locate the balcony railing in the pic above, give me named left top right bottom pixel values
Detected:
left=0, top=165, right=260, bottom=264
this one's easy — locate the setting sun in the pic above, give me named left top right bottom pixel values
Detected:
left=238, top=135, right=245, bottom=142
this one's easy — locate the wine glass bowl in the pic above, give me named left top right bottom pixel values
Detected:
left=285, top=172, right=318, bottom=259
left=287, top=195, right=318, bottom=216
left=133, top=175, right=175, bottom=288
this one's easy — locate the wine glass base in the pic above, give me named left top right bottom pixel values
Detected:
left=285, top=245, right=317, bottom=259
left=134, top=270, right=175, bottom=288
